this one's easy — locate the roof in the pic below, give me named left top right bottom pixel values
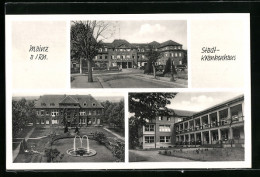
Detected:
left=111, top=39, right=133, bottom=48
left=168, top=109, right=197, bottom=117
left=100, top=39, right=183, bottom=49
left=158, top=40, right=182, bottom=48
left=35, top=94, right=104, bottom=109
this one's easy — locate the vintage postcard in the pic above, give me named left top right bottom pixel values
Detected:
left=5, top=14, right=251, bottom=170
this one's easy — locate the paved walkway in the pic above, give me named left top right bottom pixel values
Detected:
left=129, top=150, right=195, bottom=162
left=103, top=127, right=125, bottom=141
left=13, top=127, right=35, bottom=162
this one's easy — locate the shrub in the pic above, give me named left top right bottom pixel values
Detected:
left=94, top=131, right=108, bottom=145
left=111, top=140, right=125, bottom=162
left=44, top=148, right=64, bottom=162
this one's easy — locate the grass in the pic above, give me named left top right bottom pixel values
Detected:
left=129, top=151, right=149, bottom=162
left=14, top=126, right=124, bottom=163
left=159, top=147, right=244, bottom=161
left=13, top=126, right=34, bottom=138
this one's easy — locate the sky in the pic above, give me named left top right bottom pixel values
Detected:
left=103, top=20, right=187, bottom=49
left=167, top=92, right=243, bottom=112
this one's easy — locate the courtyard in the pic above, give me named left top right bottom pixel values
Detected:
left=71, top=68, right=187, bottom=88
left=13, top=126, right=124, bottom=163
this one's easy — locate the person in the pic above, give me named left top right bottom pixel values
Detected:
left=75, top=126, right=79, bottom=134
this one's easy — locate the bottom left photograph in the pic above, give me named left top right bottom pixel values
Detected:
left=12, top=93, right=125, bottom=163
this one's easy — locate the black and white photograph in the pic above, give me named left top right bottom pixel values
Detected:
left=12, top=93, right=125, bottom=163
left=70, top=20, right=188, bottom=88
left=129, top=92, right=245, bottom=162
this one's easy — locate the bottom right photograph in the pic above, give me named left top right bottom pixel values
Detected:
left=128, top=92, right=245, bottom=162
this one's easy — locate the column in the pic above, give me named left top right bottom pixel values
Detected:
left=217, top=111, right=220, bottom=126
left=208, top=115, right=210, bottom=128
left=201, top=132, right=203, bottom=145
left=200, top=117, right=202, bottom=129
left=209, top=130, right=212, bottom=144
left=218, top=128, right=221, bottom=141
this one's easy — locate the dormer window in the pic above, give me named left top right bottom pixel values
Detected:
left=41, top=103, right=46, bottom=106
left=83, top=102, right=87, bottom=106
left=50, top=103, right=55, bottom=106
left=92, top=103, right=96, bottom=107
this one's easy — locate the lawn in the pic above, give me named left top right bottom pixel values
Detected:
left=14, top=126, right=34, bottom=138
left=129, top=151, right=149, bottom=162
left=14, top=126, right=123, bottom=163
left=159, top=147, right=244, bottom=161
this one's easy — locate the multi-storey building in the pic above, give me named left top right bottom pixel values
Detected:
left=141, top=109, right=195, bottom=149
left=175, top=95, right=244, bottom=147
left=141, top=95, right=245, bottom=149
left=71, top=39, right=186, bottom=72
left=34, top=95, right=104, bottom=127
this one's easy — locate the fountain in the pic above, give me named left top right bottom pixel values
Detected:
left=66, top=135, right=97, bottom=157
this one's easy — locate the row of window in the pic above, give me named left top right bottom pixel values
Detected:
left=158, top=116, right=171, bottom=121
left=37, top=109, right=102, bottom=116
left=144, top=124, right=171, bottom=132
left=95, top=52, right=182, bottom=60
left=164, top=52, right=182, bottom=57
left=144, top=136, right=171, bottom=143
left=175, top=104, right=243, bottom=129
left=98, top=46, right=182, bottom=52
left=40, top=102, right=97, bottom=107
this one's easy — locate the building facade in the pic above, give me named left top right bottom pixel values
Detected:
left=71, top=39, right=187, bottom=71
left=141, top=95, right=244, bottom=149
left=174, top=95, right=244, bottom=148
left=141, top=109, right=195, bottom=149
left=34, top=95, right=104, bottom=127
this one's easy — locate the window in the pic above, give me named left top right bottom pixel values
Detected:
left=137, top=56, right=140, bottom=59
left=171, top=53, right=174, bottom=57
left=144, top=136, right=154, bottom=143
left=158, top=116, right=162, bottom=121
left=37, top=110, right=40, bottom=115
left=178, top=46, right=181, bottom=49
left=142, top=55, right=145, bottom=59
left=105, top=48, right=107, bottom=51
left=175, top=53, right=178, bottom=57
left=105, top=55, right=108, bottom=59
left=160, top=136, right=171, bottom=143
left=127, top=49, right=131, bottom=51
left=80, top=111, right=86, bottom=116
left=92, top=103, right=96, bottom=106
left=159, top=125, right=171, bottom=132
left=117, top=55, right=120, bottom=59
left=165, top=53, right=168, bottom=57
left=167, top=117, right=171, bottom=121
left=145, top=124, right=155, bottom=131
left=126, top=55, right=130, bottom=59
left=40, top=110, right=44, bottom=116
left=99, top=56, right=102, bottom=59
left=50, top=103, right=55, bottom=106
left=122, top=55, right=125, bottom=59
left=132, top=55, right=135, bottom=59
left=41, top=103, right=46, bottom=106
left=179, top=53, right=182, bottom=57
left=95, top=56, right=97, bottom=59
left=83, top=102, right=87, bottom=106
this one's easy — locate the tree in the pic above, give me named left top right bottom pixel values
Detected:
left=144, top=44, right=161, bottom=78
left=71, top=21, right=115, bottom=82
left=163, top=57, right=171, bottom=75
left=128, top=93, right=177, bottom=148
left=12, top=98, right=36, bottom=138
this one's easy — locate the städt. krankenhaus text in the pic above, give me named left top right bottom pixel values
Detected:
left=201, top=54, right=236, bottom=61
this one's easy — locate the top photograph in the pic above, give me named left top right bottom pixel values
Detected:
left=70, top=20, right=188, bottom=88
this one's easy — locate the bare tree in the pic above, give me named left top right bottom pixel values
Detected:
left=71, top=21, right=115, bottom=82
left=144, top=44, right=161, bottom=78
